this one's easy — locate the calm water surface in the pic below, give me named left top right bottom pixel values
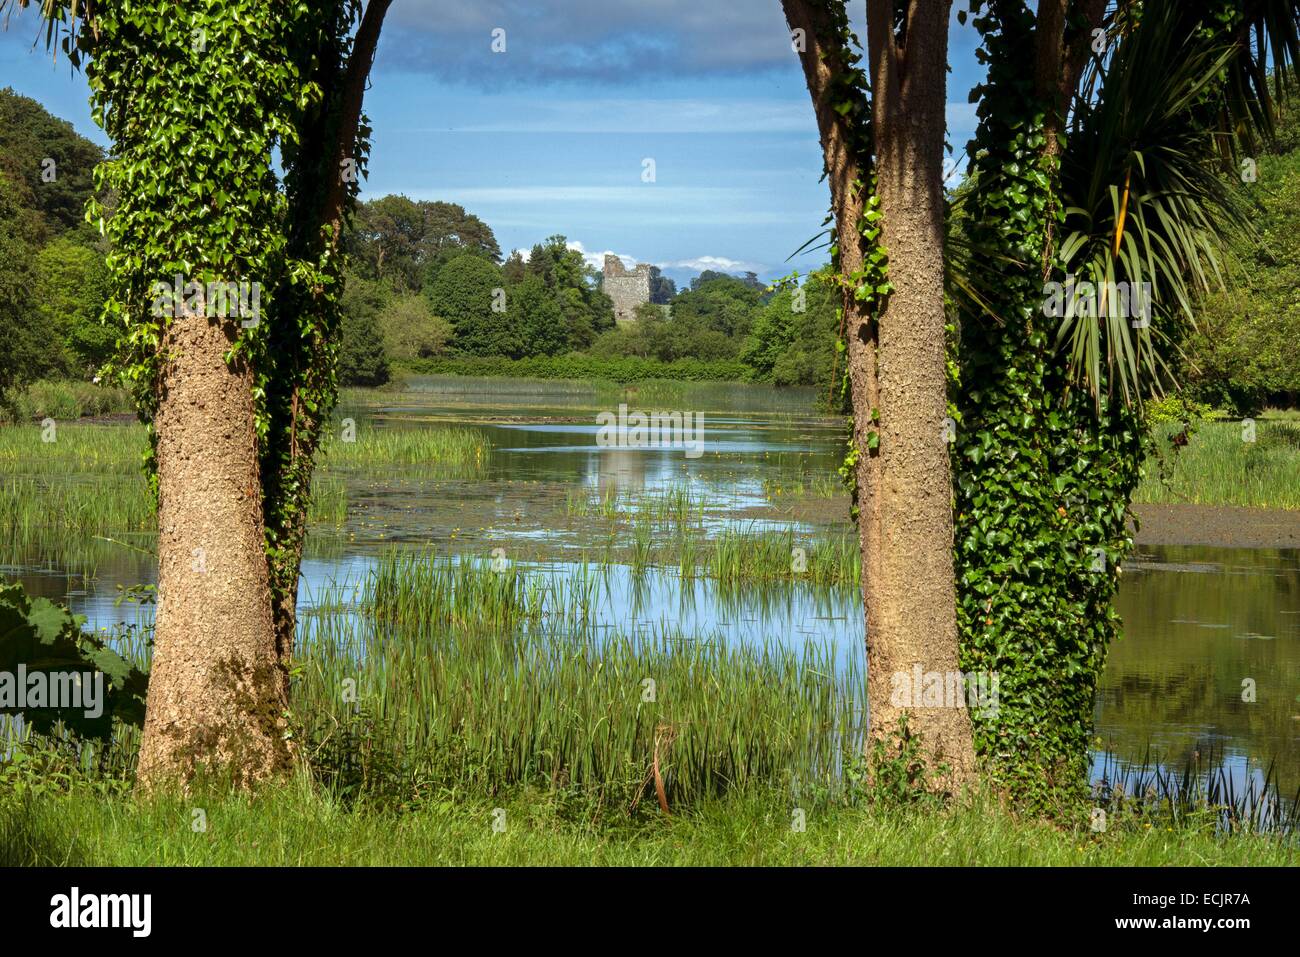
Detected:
left=8, top=376, right=1298, bottom=794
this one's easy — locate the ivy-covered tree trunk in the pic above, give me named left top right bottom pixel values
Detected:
left=138, top=311, right=290, bottom=787
left=260, top=0, right=392, bottom=691
left=785, top=0, right=977, bottom=791
left=34, top=0, right=390, bottom=787
left=953, top=0, right=1138, bottom=809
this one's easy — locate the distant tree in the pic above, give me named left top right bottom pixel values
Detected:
left=0, top=172, right=56, bottom=402
left=35, top=236, right=114, bottom=374
left=428, top=253, right=508, bottom=356
left=591, top=302, right=734, bottom=362
left=377, top=294, right=452, bottom=362
left=1178, top=97, right=1300, bottom=414
left=648, top=265, right=676, bottom=304
left=347, top=195, right=500, bottom=292
left=672, top=272, right=763, bottom=339
left=340, top=270, right=392, bottom=326
left=338, top=308, right=390, bottom=386
left=501, top=249, right=527, bottom=283
left=0, top=87, right=103, bottom=237
left=525, top=235, right=615, bottom=348
left=512, top=274, right=568, bottom=357
left=741, top=272, right=839, bottom=387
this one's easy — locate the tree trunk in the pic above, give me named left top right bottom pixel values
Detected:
left=866, top=0, right=976, bottom=789
left=137, top=312, right=291, bottom=788
left=784, top=0, right=976, bottom=792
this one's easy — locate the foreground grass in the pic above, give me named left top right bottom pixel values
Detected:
left=2, top=780, right=1291, bottom=866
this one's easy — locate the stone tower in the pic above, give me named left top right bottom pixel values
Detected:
left=603, top=254, right=652, bottom=327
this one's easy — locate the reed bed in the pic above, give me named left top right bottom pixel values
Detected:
left=0, top=422, right=145, bottom=476
left=317, top=425, right=489, bottom=472
left=705, top=527, right=859, bottom=589
left=295, top=550, right=864, bottom=811
left=0, top=471, right=346, bottom=564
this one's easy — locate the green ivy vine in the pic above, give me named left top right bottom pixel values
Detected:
left=953, top=0, right=1145, bottom=811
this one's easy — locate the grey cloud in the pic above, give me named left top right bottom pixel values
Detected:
left=379, top=0, right=801, bottom=85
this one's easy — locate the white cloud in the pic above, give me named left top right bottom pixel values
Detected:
left=565, top=239, right=639, bottom=272
left=659, top=254, right=761, bottom=273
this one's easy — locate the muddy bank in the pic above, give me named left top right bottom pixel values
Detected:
left=1130, top=504, right=1300, bottom=550
left=741, top=497, right=1300, bottom=550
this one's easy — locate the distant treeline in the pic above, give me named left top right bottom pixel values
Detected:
left=4, top=86, right=1298, bottom=411
left=405, top=354, right=752, bottom=383
left=336, top=193, right=840, bottom=389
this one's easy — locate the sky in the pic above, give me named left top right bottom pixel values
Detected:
left=0, top=0, right=988, bottom=287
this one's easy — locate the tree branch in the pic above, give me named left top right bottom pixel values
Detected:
left=322, top=0, right=392, bottom=248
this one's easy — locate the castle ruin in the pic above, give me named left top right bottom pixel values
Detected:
left=603, top=254, right=651, bottom=327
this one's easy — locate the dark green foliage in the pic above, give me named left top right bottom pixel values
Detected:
left=1180, top=97, right=1300, bottom=414
left=672, top=270, right=766, bottom=340
left=346, top=195, right=500, bottom=293
left=427, top=253, right=508, bottom=356
left=511, top=273, right=568, bottom=358
left=0, top=92, right=112, bottom=397
left=0, top=87, right=103, bottom=237
left=648, top=265, right=676, bottom=305
left=34, top=236, right=115, bottom=375
left=741, top=271, right=840, bottom=386
left=524, top=235, right=615, bottom=349
left=0, top=579, right=148, bottom=738
left=338, top=270, right=395, bottom=380
left=338, top=307, right=390, bottom=386
left=0, top=190, right=54, bottom=401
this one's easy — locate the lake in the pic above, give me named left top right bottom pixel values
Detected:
left=7, top=375, right=1299, bottom=798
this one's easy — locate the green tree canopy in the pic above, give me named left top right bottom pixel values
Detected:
left=347, top=195, right=501, bottom=293
left=427, top=253, right=508, bottom=356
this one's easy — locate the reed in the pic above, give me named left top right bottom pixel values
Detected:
left=317, top=424, right=489, bottom=472
left=1136, top=418, right=1300, bottom=510
left=293, top=550, right=864, bottom=812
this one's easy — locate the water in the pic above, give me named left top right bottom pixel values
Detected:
left=6, top=375, right=1298, bottom=796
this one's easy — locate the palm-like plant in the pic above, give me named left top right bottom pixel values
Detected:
left=1054, top=0, right=1300, bottom=406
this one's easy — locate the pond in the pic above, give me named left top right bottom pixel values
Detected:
left=6, top=375, right=1299, bottom=798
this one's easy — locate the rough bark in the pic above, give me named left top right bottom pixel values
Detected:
left=784, top=0, right=976, bottom=792
left=137, top=310, right=290, bottom=788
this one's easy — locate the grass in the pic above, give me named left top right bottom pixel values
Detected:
left=0, top=419, right=487, bottom=567
left=1136, top=417, right=1300, bottom=510
left=3, top=548, right=1295, bottom=867
left=317, top=424, right=489, bottom=472
left=2, top=778, right=1293, bottom=866
left=295, top=550, right=861, bottom=810
left=1, top=379, right=134, bottom=423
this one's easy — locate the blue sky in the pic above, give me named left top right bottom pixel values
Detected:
left=0, top=0, right=987, bottom=286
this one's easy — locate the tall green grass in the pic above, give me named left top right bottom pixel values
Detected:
left=0, top=420, right=485, bottom=566
left=1, top=380, right=134, bottom=423
left=317, top=425, right=489, bottom=471
left=294, top=550, right=863, bottom=811
left=1136, top=418, right=1300, bottom=510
